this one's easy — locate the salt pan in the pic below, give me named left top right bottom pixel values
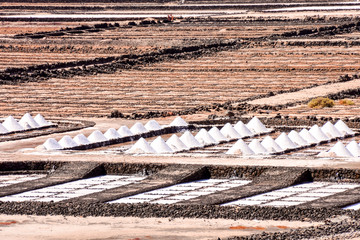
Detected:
left=169, top=116, right=188, bottom=127
left=87, top=130, right=108, bottom=143
left=43, top=138, right=62, bottom=150
left=309, top=125, right=330, bottom=142
left=329, top=141, right=354, bottom=157
left=220, top=123, right=242, bottom=140
left=334, top=120, right=355, bottom=136
left=58, top=135, right=78, bottom=148
left=246, top=117, right=270, bottom=134
left=166, top=134, right=189, bottom=152
left=144, top=120, right=162, bottom=131
left=195, top=129, right=219, bottom=146
left=126, top=137, right=156, bottom=154
left=2, top=116, right=24, bottom=132
left=118, top=126, right=133, bottom=137
left=226, top=139, right=254, bottom=155
left=261, top=136, right=283, bottom=153
left=321, top=121, right=344, bottom=139
left=130, top=122, right=148, bottom=135
left=34, top=114, right=51, bottom=127
left=288, top=130, right=309, bottom=147
left=208, top=127, right=228, bottom=143
left=234, top=121, right=254, bottom=137
left=104, top=128, right=122, bottom=140
left=346, top=141, right=360, bottom=157
left=19, top=113, right=40, bottom=129
left=150, top=136, right=174, bottom=154
left=0, top=123, right=9, bottom=134
left=179, top=130, right=203, bottom=149
left=73, top=134, right=90, bottom=145
left=249, top=139, right=268, bottom=154
left=275, top=132, right=298, bottom=150
left=299, top=129, right=319, bottom=145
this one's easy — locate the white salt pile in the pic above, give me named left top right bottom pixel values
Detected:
left=166, top=134, right=189, bottom=152
left=43, top=138, right=62, bottom=150
left=73, top=134, right=90, bottom=145
left=169, top=116, right=188, bottom=127
left=118, top=126, right=133, bottom=137
left=226, top=139, right=254, bottom=155
left=87, top=130, right=108, bottom=143
left=19, top=121, right=31, bottom=130
left=208, top=126, right=228, bottom=143
left=144, top=120, right=162, bottom=131
left=246, top=117, right=270, bottom=134
left=309, top=125, right=330, bottom=142
left=329, top=141, right=354, bottom=157
left=346, top=140, right=360, bottom=157
left=234, top=121, right=254, bottom=137
left=19, top=113, right=40, bottom=129
left=58, top=135, right=78, bottom=148
left=275, top=132, right=298, bottom=150
left=126, top=137, right=156, bottom=154
left=334, top=120, right=355, bottom=136
left=261, top=136, right=283, bottom=153
left=2, top=116, right=24, bottom=132
left=34, top=113, right=51, bottom=127
left=321, top=121, right=344, bottom=139
left=0, top=123, right=9, bottom=134
left=220, top=123, right=242, bottom=140
left=288, top=130, right=309, bottom=147
left=195, top=128, right=219, bottom=146
left=130, top=122, right=148, bottom=135
left=248, top=139, right=268, bottom=154
left=299, top=129, right=319, bottom=145
left=104, top=128, right=122, bottom=140
left=150, top=136, right=174, bottom=154
left=179, top=130, right=203, bottom=149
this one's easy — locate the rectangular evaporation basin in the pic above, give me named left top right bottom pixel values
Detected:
left=109, top=198, right=149, bottom=204
left=222, top=200, right=267, bottom=206
left=343, top=202, right=360, bottom=210
left=151, top=199, right=180, bottom=205
left=0, top=174, right=46, bottom=187
left=261, top=201, right=305, bottom=207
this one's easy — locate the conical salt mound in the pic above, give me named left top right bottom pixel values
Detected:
left=309, top=125, right=330, bottom=142
left=118, top=126, right=133, bottom=137
left=248, top=139, right=268, bottom=154
left=288, top=130, right=309, bottom=147
left=144, top=120, right=162, bottom=131
left=321, top=121, right=344, bottom=139
left=195, top=128, right=219, bottom=146
left=179, top=130, right=203, bottom=149
left=166, top=134, right=189, bottom=152
left=19, top=113, right=40, bottom=129
left=261, top=136, right=283, bottom=153
left=43, top=138, right=62, bottom=150
left=104, top=128, right=122, bottom=140
left=226, top=139, right=255, bottom=155
left=34, top=114, right=51, bottom=127
left=220, top=123, right=242, bottom=140
left=19, top=121, right=31, bottom=130
left=126, top=137, right=156, bottom=154
left=73, top=134, right=90, bottom=145
left=234, top=121, right=254, bottom=137
left=208, top=127, right=228, bottom=143
left=275, top=132, right=298, bottom=150
left=87, top=130, right=108, bottom=143
left=0, top=123, right=9, bottom=134
left=169, top=116, right=188, bottom=127
left=329, top=141, right=354, bottom=157
left=130, top=122, right=148, bottom=135
left=346, top=140, right=360, bottom=157
left=150, top=136, right=174, bottom=154
left=58, top=135, right=78, bottom=148
left=334, top=120, right=355, bottom=136
left=246, top=117, right=270, bottom=134
left=2, top=116, right=24, bottom=132
left=299, top=129, right=319, bottom=145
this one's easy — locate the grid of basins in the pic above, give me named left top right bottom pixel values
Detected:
left=109, top=179, right=251, bottom=205
left=0, top=174, right=46, bottom=187
left=222, top=182, right=360, bottom=207
left=0, top=175, right=146, bottom=202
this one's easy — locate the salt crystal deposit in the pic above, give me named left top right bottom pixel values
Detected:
left=309, top=125, right=331, bottom=142
left=43, top=138, right=62, bottom=150
left=208, top=127, right=228, bottom=143
left=346, top=141, right=360, bottom=157
left=166, top=134, right=189, bottom=152
left=220, top=123, right=242, bottom=140
left=169, top=116, right=188, bottom=127
left=334, top=120, right=355, bottom=136
left=0, top=123, right=9, bottom=134
left=195, top=129, right=219, bottom=146
left=261, top=136, right=283, bottom=153
left=104, top=128, right=122, bottom=140
left=226, top=139, right=255, bottom=155
left=87, top=130, right=108, bottom=143
left=19, top=113, right=40, bottom=129
left=249, top=139, right=268, bottom=154
left=126, top=137, right=156, bottom=154
left=179, top=130, right=203, bottom=149
left=234, top=121, right=254, bottom=137
left=58, top=135, right=78, bottom=148
left=150, top=136, right=174, bottom=154
left=2, top=116, right=24, bottom=132
left=275, top=132, right=298, bottom=150
left=34, top=114, right=51, bottom=127
left=246, top=117, right=270, bottom=134
left=329, top=141, right=354, bottom=157
left=118, top=126, right=133, bottom=137
left=288, top=130, right=309, bottom=147
left=73, top=134, right=90, bottom=145
left=299, top=129, right=319, bottom=145
left=144, top=120, right=162, bottom=131
left=19, top=121, right=31, bottom=130
left=321, top=121, right=344, bottom=139
left=130, top=122, right=148, bottom=135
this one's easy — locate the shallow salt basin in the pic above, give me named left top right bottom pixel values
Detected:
left=0, top=174, right=46, bottom=188
left=267, top=5, right=360, bottom=12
